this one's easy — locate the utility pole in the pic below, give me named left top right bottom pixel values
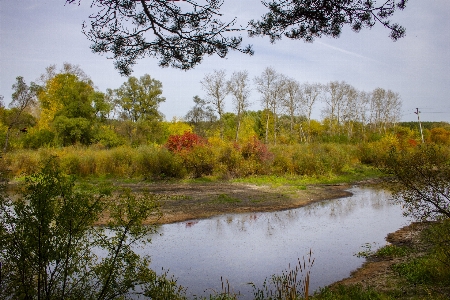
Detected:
left=415, top=108, right=424, bottom=143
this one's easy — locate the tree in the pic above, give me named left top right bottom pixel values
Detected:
left=67, top=0, right=407, bottom=74
left=200, top=69, right=228, bottom=140
left=322, top=81, right=350, bottom=135
left=113, top=74, right=166, bottom=145
left=369, top=87, right=402, bottom=133
left=282, top=78, right=301, bottom=138
left=384, top=145, right=450, bottom=221
left=114, top=74, right=165, bottom=123
left=184, top=95, right=217, bottom=136
left=3, top=77, right=37, bottom=152
left=254, top=67, right=286, bottom=144
left=249, top=0, right=407, bottom=42
left=227, top=70, right=251, bottom=142
left=37, top=73, right=97, bottom=145
left=300, top=82, right=322, bottom=142
left=0, top=158, right=186, bottom=299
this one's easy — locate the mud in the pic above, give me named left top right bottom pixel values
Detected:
left=97, top=181, right=353, bottom=225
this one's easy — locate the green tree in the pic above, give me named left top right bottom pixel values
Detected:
left=3, top=77, right=37, bottom=152
left=384, top=145, right=450, bottom=221
left=0, top=158, right=186, bottom=299
left=114, top=74, right=165, bottom=123
left=184, top=95, right=217, bottom=137
left=112, top=74, right=165, bottom=145
left=38, top=73, right=98, bottom=146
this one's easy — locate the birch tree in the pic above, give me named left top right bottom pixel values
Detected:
left=300, top=83, right=322, bottom=142
left=254, top=67, right=286, bottom=144
left=201, top=69, right=228, bottom=139
left=227, top=70, right=251, bottom=142
left=282, top=78, right=301, bottom=137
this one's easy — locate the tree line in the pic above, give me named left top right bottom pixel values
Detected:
left=0, top=63, right=418, bottom=152
left=188, top=67, right=402, bottom=144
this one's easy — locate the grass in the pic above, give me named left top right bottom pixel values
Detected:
left=375, top=244, right=411, bottom=258
left=211, top=194, right=242, bottom=204
left=232, top=165, right=381, bottom=187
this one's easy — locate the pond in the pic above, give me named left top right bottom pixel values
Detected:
left=141, top=186, right=409, bottom=299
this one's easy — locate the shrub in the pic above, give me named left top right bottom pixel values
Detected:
left=240, top=136, right=273, bottom=163
left=136, top=145, right=186, bottom=179
left=180, top=144, right=215, bottom=178
left=165, top=131, right=205, bottom=153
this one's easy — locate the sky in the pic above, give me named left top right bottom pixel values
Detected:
left=1, top=0, right=450, bottom=122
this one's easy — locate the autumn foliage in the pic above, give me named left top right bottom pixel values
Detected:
left=165, top=131, right=206, bottom=153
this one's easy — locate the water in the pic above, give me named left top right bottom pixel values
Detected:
left=140, top=186, right=408, bottom=299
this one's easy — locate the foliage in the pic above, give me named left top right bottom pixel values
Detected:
left=114, top=74, right=165, bottom=123
left=429, top=127, right=450, bottom=145
left=422, top=219, right=450, bottom=282
left=37, top=73, right=98, bottom=146
left=383, top=145, right=450, bottom=221
left=165, top=131, right=206, bottom=153
left=0, top=158, right=186, bottom=299
left=70, top=1, right=406, bottom=74
left=2, top=76, right=37, bottom=152
left=374, top=244, right=411, bottom=258
left=76, top=0, right=253, bottom=75
left=249, top=1, right=407, bottom=43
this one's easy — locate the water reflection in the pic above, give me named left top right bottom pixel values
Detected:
left=141, top=187, right=408, bottom=299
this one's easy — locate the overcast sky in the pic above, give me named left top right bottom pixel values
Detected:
left=1, top=0, right=449, bottom=122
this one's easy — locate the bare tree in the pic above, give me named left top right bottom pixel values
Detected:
left=322, top=81, right=349, bottom=135
left=370, top=88, right=402, bottom=133
left=282, top=78, right=301, bottom=137
left=254, top=67, right=286, bottom=144
left=340, top=85, right=359, bottom=139
left=201, top=69, right=228, bottom=139
left=4, top=77, right=37, bottom=152
left=299, top=82, right=322, bottom=142
left=227, top=71, right=251, bottom=142
left=355, top=90, right=371, bottom=140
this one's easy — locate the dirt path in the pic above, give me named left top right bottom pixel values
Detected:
left=100, top=181, right=353, bottom=225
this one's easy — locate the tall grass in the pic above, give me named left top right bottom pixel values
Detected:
left=4, top=142, right=366, bottom=180
left=253, top=250, right=315, bottom=300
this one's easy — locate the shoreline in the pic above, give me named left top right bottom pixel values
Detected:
left=95, top=181, right=356, bottom=225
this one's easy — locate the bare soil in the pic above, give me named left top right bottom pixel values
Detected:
left=98, top=181, right=353, bottom=225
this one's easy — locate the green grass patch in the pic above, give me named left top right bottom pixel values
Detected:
left=311, top=284, right=394, bottom=300
left=392, top=257, right=436, bottom=284
left=211, top=194, right=241, bottom=204
left=375, top=244, right=411, bottom=258
left=232, top=166, right=381, bottom=187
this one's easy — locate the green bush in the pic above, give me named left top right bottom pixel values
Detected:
left=136, top=145, right=186, bottom=179
left=180, top=145, right=215, bottom=178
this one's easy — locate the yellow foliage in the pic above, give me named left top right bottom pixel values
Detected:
left=166, top=120, right=193, bottom=136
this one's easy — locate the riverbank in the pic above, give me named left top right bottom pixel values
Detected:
left=315, top=221, right=450, bottom=299
left=94, top=180, right=356, bottom=225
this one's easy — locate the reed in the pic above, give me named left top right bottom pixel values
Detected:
left=253, top=250, right=315, bottom=300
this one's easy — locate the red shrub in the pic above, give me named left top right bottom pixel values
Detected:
left=240, top=136, right=273, bottom=162
left=165, top=131, right=206, bottom=153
